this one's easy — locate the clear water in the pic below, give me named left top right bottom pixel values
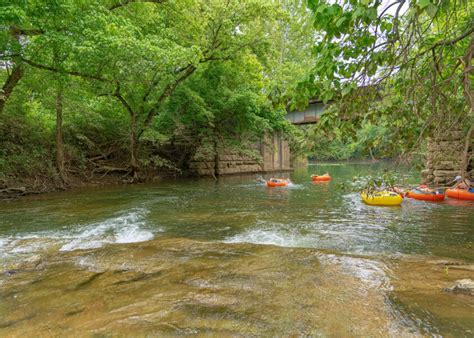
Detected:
left=0, top=162, right=473, bottom=336
left=1, top=162, right=472, bottom=259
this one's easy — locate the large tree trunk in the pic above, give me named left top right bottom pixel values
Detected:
left=461, top=37, right=474, bottom=180
left=55, top=84, right=67, bottom=184
left=213, top=138, right=220, bottom=179
left=0, top=63, right=23, bottom=114
left=1, top=27, right=25, bottom=115
left=130, top=113, right=139, bottom=179
left=112, top=85, right=140, bottom=179
left=461, top=125, right=473, bottom=180
left=462, top=37, right=474, bottom=113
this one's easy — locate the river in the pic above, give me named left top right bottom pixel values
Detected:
left=1, top=162, right=473, bottom=336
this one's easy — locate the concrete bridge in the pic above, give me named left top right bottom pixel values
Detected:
left=189, top=132, right=291, bottom=176
left=286, top=99, right=326, bottom=125
left=189, top=100, right=328, bottom=176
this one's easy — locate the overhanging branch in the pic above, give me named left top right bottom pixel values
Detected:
left=141, top=64, right=196, bottom=133
left=20, top=57, right=110, bottom=82
left=113, top=82, right=136, bottom=117
left=109, top=0, right=166, bottom=10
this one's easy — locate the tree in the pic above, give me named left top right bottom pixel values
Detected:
left=303, top=0, right=473, bottom=164
left=159, top=52, right=289, bottom=176
left=90, top=0, right=283, bottom=177
left=1, top=0, right=308, bottom=187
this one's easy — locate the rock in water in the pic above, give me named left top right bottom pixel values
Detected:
left=444, top=279, right=474, bottom=295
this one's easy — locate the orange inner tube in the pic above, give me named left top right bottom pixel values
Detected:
left=267, top=180, right=288, bottom=187
left=406, top=190, right=445, bottom=202
left=311, top=175, right=331, bottom=182
left=446, top=188, right=474, bottom=201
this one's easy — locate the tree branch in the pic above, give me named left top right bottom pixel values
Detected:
left=113, top=83, right=136, bottom=117
left=141, top=64, right=196, bottom=133
left=20, top=57, right=110, bottom=82
left=10, top=26, right=43, bottom=37
left=0, top=64, right=23, bottom=114
left=430, top=26, right=474, bottom=51
left=109, top=0, right=166, bottom=10
left=142, top=70, right=161, bottom=104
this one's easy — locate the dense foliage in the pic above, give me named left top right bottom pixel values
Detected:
left=1, top=0, right=472, bottom=190
left=1, top=0, right=313, bottom=186
left=300, top=0, right=473, bottom=164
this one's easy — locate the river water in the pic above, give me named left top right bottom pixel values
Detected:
left=0, top=163, right=473, bottom=336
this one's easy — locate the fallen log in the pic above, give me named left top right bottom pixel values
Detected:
left=0, top=186, right=27, bottom=195
left=92, top=165, right=131, bottom=173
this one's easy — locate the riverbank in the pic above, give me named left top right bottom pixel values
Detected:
left=0, top=161, right=205, bottom=200
left=0, top=173, right=136, bottom=200
left=0, top=167, right=295, bottom=200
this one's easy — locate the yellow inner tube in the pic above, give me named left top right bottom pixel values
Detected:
left=360, top=191, right=403, bottom=206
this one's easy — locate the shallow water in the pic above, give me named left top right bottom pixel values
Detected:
left=1, top=162, right=473, bottom=336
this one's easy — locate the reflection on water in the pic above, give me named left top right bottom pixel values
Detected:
left=0, top=162, right=473, bottom=335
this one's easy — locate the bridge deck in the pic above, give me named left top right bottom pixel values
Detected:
left=286, top=100, right=325, bottom=125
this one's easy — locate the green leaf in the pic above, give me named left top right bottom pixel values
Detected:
left=315, top=4, right=327, bottom=14
left=336, top=16, right=346, bottom=27
left=417, top=0, right=431, bottom=9
left=341, top=85, right=352, bottom=97
left=425, top=3, right=438, bottom=17
left=382, top=96, right=392, bottom=108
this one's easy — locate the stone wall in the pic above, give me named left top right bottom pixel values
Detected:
left=261, top=133, right=291, bottom=171
left=189, top=132, right=291, bottom=176
left=188, top=152, right=262, bottom=176
left=422, top=130, right=474, bottom=185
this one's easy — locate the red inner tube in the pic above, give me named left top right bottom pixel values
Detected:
left=406, top=190, right=445, bottom=202
left=267, top=180, right=288, bottom=187
left=446, top=188, right=474, bottom=201
left=312, top=175, right=331, bottom=181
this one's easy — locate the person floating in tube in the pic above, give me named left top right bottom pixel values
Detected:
left=452, top=175, right=473, bottom=191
